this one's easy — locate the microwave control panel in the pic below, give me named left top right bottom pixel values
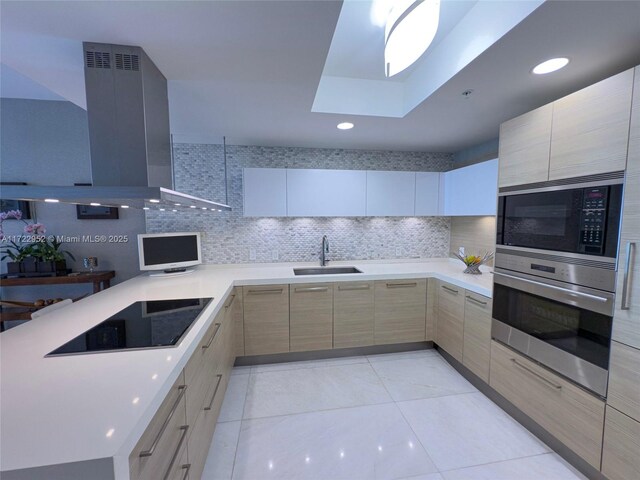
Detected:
left=578, top=187, right=608, bottom=255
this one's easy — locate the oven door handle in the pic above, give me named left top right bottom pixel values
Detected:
left=494, top=272, right=610, bottom=303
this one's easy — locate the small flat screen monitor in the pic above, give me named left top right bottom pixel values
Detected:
left=137, top=232, right=202, bottom=274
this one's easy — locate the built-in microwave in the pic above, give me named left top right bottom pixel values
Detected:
left=496, top=174, right=623, bottom=258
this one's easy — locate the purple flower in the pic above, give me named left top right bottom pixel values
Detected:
left=0, top=212, right=7, bottom=221
left=33, top=223, right=46, bottom=235
left=8, top=210, right=23, bottom=220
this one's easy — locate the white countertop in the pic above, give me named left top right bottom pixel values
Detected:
left=0, top=258, right=492, bottom=476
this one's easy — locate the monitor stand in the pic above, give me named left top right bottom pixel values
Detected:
left=149, top=267, right=196, bottom=277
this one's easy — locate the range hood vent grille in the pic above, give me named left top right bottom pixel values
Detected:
left=85, top=50, right=111, bottom=69
left=115, top=53, right=139, bottom=71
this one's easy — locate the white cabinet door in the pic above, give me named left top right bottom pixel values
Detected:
left=287, top=169, right=366, bottom=217
left=243, top=168, right=287, bottom=217
left=442, top=159, right=498, bottom=216
left=414, top=172, right=441, bottom=216
left=366, top=171, right=416, bottom=216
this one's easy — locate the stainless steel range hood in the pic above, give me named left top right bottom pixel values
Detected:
left=2, top=42, right=230, bottom=212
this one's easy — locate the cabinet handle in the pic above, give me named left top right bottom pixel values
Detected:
left=181, top=464, right=191, bottom=480
left=140, top=385, right=187, bottom=457
left=248, top=288, right=283, bottom=295
left=441, top=285, right=459, bottom=294
left=294, top=286, right=329, bottom=293
left=510, top=358, right=562, bottom=391
left=202, top=323, right=222, bottom=350
left=224, top=294, right=236, bottom=309
left=204, top=374, right=224, bottom=411
left=621, top=242, right=635, bottom=310
left=338, top=284, right=370, bottom=291
left=386, top=282, right=417, bottom=288
left=466, top=295, right=488, bottom=306
left=162, top=425, right=189, bottom=480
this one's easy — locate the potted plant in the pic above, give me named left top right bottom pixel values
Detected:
left=1, top=241, right=38, bottom=274
left=33, top=238, right=75, bottom=274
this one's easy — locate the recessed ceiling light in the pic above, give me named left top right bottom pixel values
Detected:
left=149, top=199, right=160, bottom=203
left=189, top=205, right=197, bottom=209
left=143, top=207, right=150, bottom=210
left=337, top=122, right=354, bottom=130
left=44, top=198, right=59, bottom=203
left=90, top=202, right=101, bottom=206
left=120, top=205, right=129, bottom=209
left=159, top=208, right=166, bottom=211
left=532, top=57, right=569, bottom=75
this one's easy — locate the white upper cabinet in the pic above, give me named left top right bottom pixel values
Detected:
left=243, top=167, right=287, bottom=217
left=287, top=169, right=366, bottom=217
left=366, top=171, right=416, bottom=216
left=414, top=172, right=441, bottom=216
left=442, top=159, right=498, bottom=216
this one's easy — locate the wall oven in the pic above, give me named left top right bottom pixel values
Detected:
left=492, top=172, right=624, bottom=398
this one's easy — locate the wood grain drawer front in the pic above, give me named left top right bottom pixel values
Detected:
left=243, top=284, right=289, bottom=355
left=290, top=283, right=334, bottom=351
left=374, top=279, right=427, bottom=345
left=602, top=406, right=640, bottom=480
left=549, top=68, right=634, bottom=180
left=334, top=281, right=375, bottom=348
left=436, top=281, right=465, bottom=362
left=498, top=103, right=552, bottom=187
left=129, top=372, right=188, bottom=480
left=462, top=292, right=492, bottom=383
left=164, top=425, right=189, bottom=480
left=185, top=315, right=230, bottom=426
left=232, top=287, right=245, bottom=357
left=184, top=308, right=224, bottom=386
left=490, top=341, right=605, bottom=468
left=607, top=341, right=640, bottom=421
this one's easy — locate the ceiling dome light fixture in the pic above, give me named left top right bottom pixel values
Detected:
left=385, top=0, right=441, bottom=77
left=532, top=57, right=570, bottom=75
left=337, top=122, right=354, bottom=130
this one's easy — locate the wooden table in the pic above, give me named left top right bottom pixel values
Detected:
left=0, top=271, right=115, bottom=294
left=0, top=271, right=115, bottom=330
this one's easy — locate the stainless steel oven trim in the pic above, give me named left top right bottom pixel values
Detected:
left=495, top=245, right=616, bottom=265
left=491, top=319, right=609, bottom=398
left=493, top=270, right=615, bottom=317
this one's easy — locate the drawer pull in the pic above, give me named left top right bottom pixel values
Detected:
left=140, top=385, right=187, bottom=457
left=510, top=358, right=562, bottom=390
left=466, top=295, right=488, bottom=306
left=202, top=323, right=222, bottom=350
left=181, top=464, right=191, bottom=480
left=338, top=284, right=370, bottom=291
left=204, top=374, right=224, bottom=411
left=248, top=288, right=283, bottom=295
left=224, top=294, right=236, bottom=309
left=441, top=285, right=459, bottom=294
left=295, top=286, right=329, bottom=293
left=621, top=242, right=635, bottom=310
left=386, top=282, right=417, bottom=288
left=162, top=425, right=189, bottom=480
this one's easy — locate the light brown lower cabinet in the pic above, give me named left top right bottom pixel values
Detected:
left=333, top=281, right=375, bottom=348
left=607, top=340, right=640, bottom=422
left=489, top=341, right=605, bottom=469
left=435, top=281, right=465, bottom=362
left=374, top=279, right=427, bottom=344
left=461, top=292, right=492, bottom=382
left=243, top=284, right=290, bottom=355
left=290, top=283, right=334, bottom=351
left=602, top=405, right=640, bottom=480
left=130, top=291, right=236, bottom=480
left=129, top=373, right=188, bottom=480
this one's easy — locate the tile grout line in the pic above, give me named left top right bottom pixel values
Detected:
left=367, top=353, right=442, bottom=476
left=227, top=369, right=252, bottom=480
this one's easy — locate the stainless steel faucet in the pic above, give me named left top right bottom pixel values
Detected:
left=321, top=235, right=330, bottom=267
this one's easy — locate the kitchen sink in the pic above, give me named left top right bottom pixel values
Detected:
left=293, top=266, right=363, bottom=276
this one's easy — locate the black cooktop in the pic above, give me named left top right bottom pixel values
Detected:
left=47, top=297, right=213, bottom=356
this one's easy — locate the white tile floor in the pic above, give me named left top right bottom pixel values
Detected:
left=202, top=349, right=587, bottom=480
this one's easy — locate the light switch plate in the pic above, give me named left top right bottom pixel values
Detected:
left=458, top=246, right=465, bottom=257
left=249, top=248, right=257, bottom=261
left=271, top=250, right=279, bottom=261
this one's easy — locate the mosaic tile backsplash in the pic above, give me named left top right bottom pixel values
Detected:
left=145, top=144, right=453, bottom=264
